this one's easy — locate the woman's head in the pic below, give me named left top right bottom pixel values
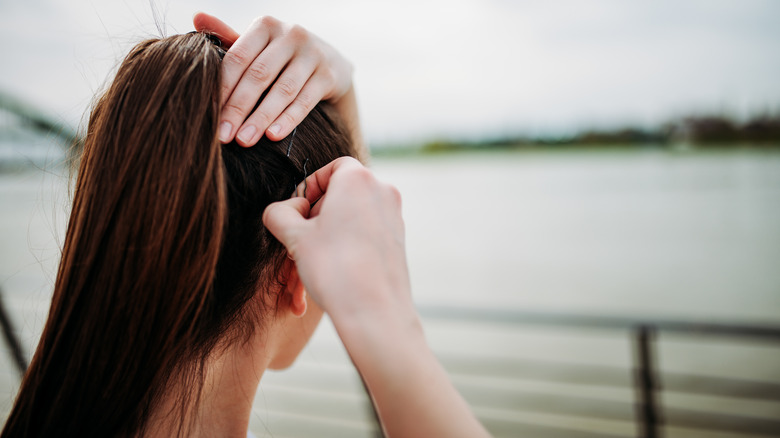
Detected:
left=3, top=32, right=354, bottom=437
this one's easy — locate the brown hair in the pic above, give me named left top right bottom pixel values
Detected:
left=2, top=33, right=353, bottom=437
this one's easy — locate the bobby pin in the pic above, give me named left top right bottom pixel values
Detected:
left=285, top=128, right=310, bottom=200
left=285, top=127, right=297, bottom=157
left=301, top=158, right=310, bottom=199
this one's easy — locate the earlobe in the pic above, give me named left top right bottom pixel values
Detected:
left=287, top=265, right=307, bottom=318
left=291, top=288, right=307, bottom=318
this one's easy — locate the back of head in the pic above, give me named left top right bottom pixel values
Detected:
left=2, top=33, right=353, bottom=437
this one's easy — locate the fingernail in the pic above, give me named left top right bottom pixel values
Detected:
left=218, top=121, right=232, bottom=143
left=268, top=123, right=281, bottom=137
left=237, top=125, right=257, bottom=145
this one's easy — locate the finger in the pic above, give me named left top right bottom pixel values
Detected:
left=192, top=12, right=240, bottom=47
left=224, top=40, right=297, bottom=146
left=264, top=70, right=329, bottom=141
left=220, top=19, right=276, bottom=106
left=262, top=197, right=311, bottom=250
left=217, top=17, right=285, bottom=143
left=240, top=58, right=319, bottom=144
left=295, top=156, right=364, bottom=204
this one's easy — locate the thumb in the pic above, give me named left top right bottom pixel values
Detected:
left=262, top=197, right=311, bottom=252
left=192, top=12, right=241, bottom=47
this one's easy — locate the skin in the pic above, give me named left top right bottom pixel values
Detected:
left=265, top=158, right=491, bottom=438
left=148, top=266, right=323, bottom=438
left=193, top=12, right=366, bottom=162
left=190, top=14, right=490, bottom=438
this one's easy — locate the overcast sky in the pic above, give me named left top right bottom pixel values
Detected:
left=1, top=0, right=779, bottom=144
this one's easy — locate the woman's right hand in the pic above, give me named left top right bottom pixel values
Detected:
left=263, top=157, right=490, bottom=438
left=262, top=157, right=413, bottom=329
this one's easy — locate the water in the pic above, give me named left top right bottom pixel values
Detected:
left=373, top=149, right=780, bottom=322
left=1, top=148, right=779, bottom=436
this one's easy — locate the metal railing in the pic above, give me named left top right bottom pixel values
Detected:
left=3, top=290, right=779, bottom=437
left=416, top=306, right=780, bottom=438
left=0, top=289, right=27, bottom=378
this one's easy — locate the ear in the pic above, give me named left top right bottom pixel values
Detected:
left=284, top=261, right=307, bottom=318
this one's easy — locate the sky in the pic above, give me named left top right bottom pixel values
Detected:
left=1, top=0, right=779, bottom=145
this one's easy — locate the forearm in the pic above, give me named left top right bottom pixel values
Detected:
left=335, top=310, right=491, bottom=438
left=263, top=159, right=486, bottom=435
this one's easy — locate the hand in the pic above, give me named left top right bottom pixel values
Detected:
left=262, top=157, right=412, bottom=326
left=193, top=13, right=354, bottom=146
left=263, top=157, right=489, bottom=438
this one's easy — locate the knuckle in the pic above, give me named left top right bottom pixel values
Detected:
left=311, top=45, right=326, bottom=59
left=222, top=101, right=245, bottom=118
left=258, top=15, right=280, bottom=29
left=249, top=110, right=273, bottom=127
left=334, top=156, right=358, bottom=166
left=318, top=66, right=336, bottom=85
left=351, top=165, right=374, bottom=184
left=332, top=157, right=363, bottom=176
left=223, top=46, right=251, bottom=68
left=293, top=92, right=315, bottom=112
left=246, top=61, right=272, bottom=84
left=287, top=24, right=310, bottom=43
left=387, top=184, right=402, bottom=204
left=251, top=16, right=263, bottom=27
left=219, top=83, right=234, bottom=102
left=278, top=111, right=297, bottom=127
left=277, top=97, right=314, bottom=132
left=275, top=78, right=298, bottom=98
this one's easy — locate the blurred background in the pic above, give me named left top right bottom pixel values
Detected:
left=1, top=1, right=779, bottom=437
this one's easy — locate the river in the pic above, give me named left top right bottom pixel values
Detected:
left=1, top=148, right=779, bottom=436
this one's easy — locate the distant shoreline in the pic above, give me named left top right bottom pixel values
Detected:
left=372, top=141, right=780, bottom=158
left=3, top=88, right=779, bottom=161
left=374, top=112, right=780, bottom=156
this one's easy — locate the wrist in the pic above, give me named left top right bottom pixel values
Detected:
left=332, top=299, right=427, bottom=366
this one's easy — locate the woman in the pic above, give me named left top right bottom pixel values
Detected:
left=2, top=13, right=489, bottom=438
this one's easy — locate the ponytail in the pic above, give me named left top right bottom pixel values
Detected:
left=3, top=34, right=226, bottom=437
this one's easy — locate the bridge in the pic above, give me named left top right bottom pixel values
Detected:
left=0, top=90, right=81, bottom=165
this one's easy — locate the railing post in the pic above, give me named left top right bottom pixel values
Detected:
left=633, top=325, right=662, bottom=438
left=0, top=287, right=28, bottom=378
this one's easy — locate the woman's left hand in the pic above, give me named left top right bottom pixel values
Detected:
left=193, top=12, right=354, bottom=146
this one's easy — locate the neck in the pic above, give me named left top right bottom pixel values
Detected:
left=145, top=330, right=274, bottom=438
